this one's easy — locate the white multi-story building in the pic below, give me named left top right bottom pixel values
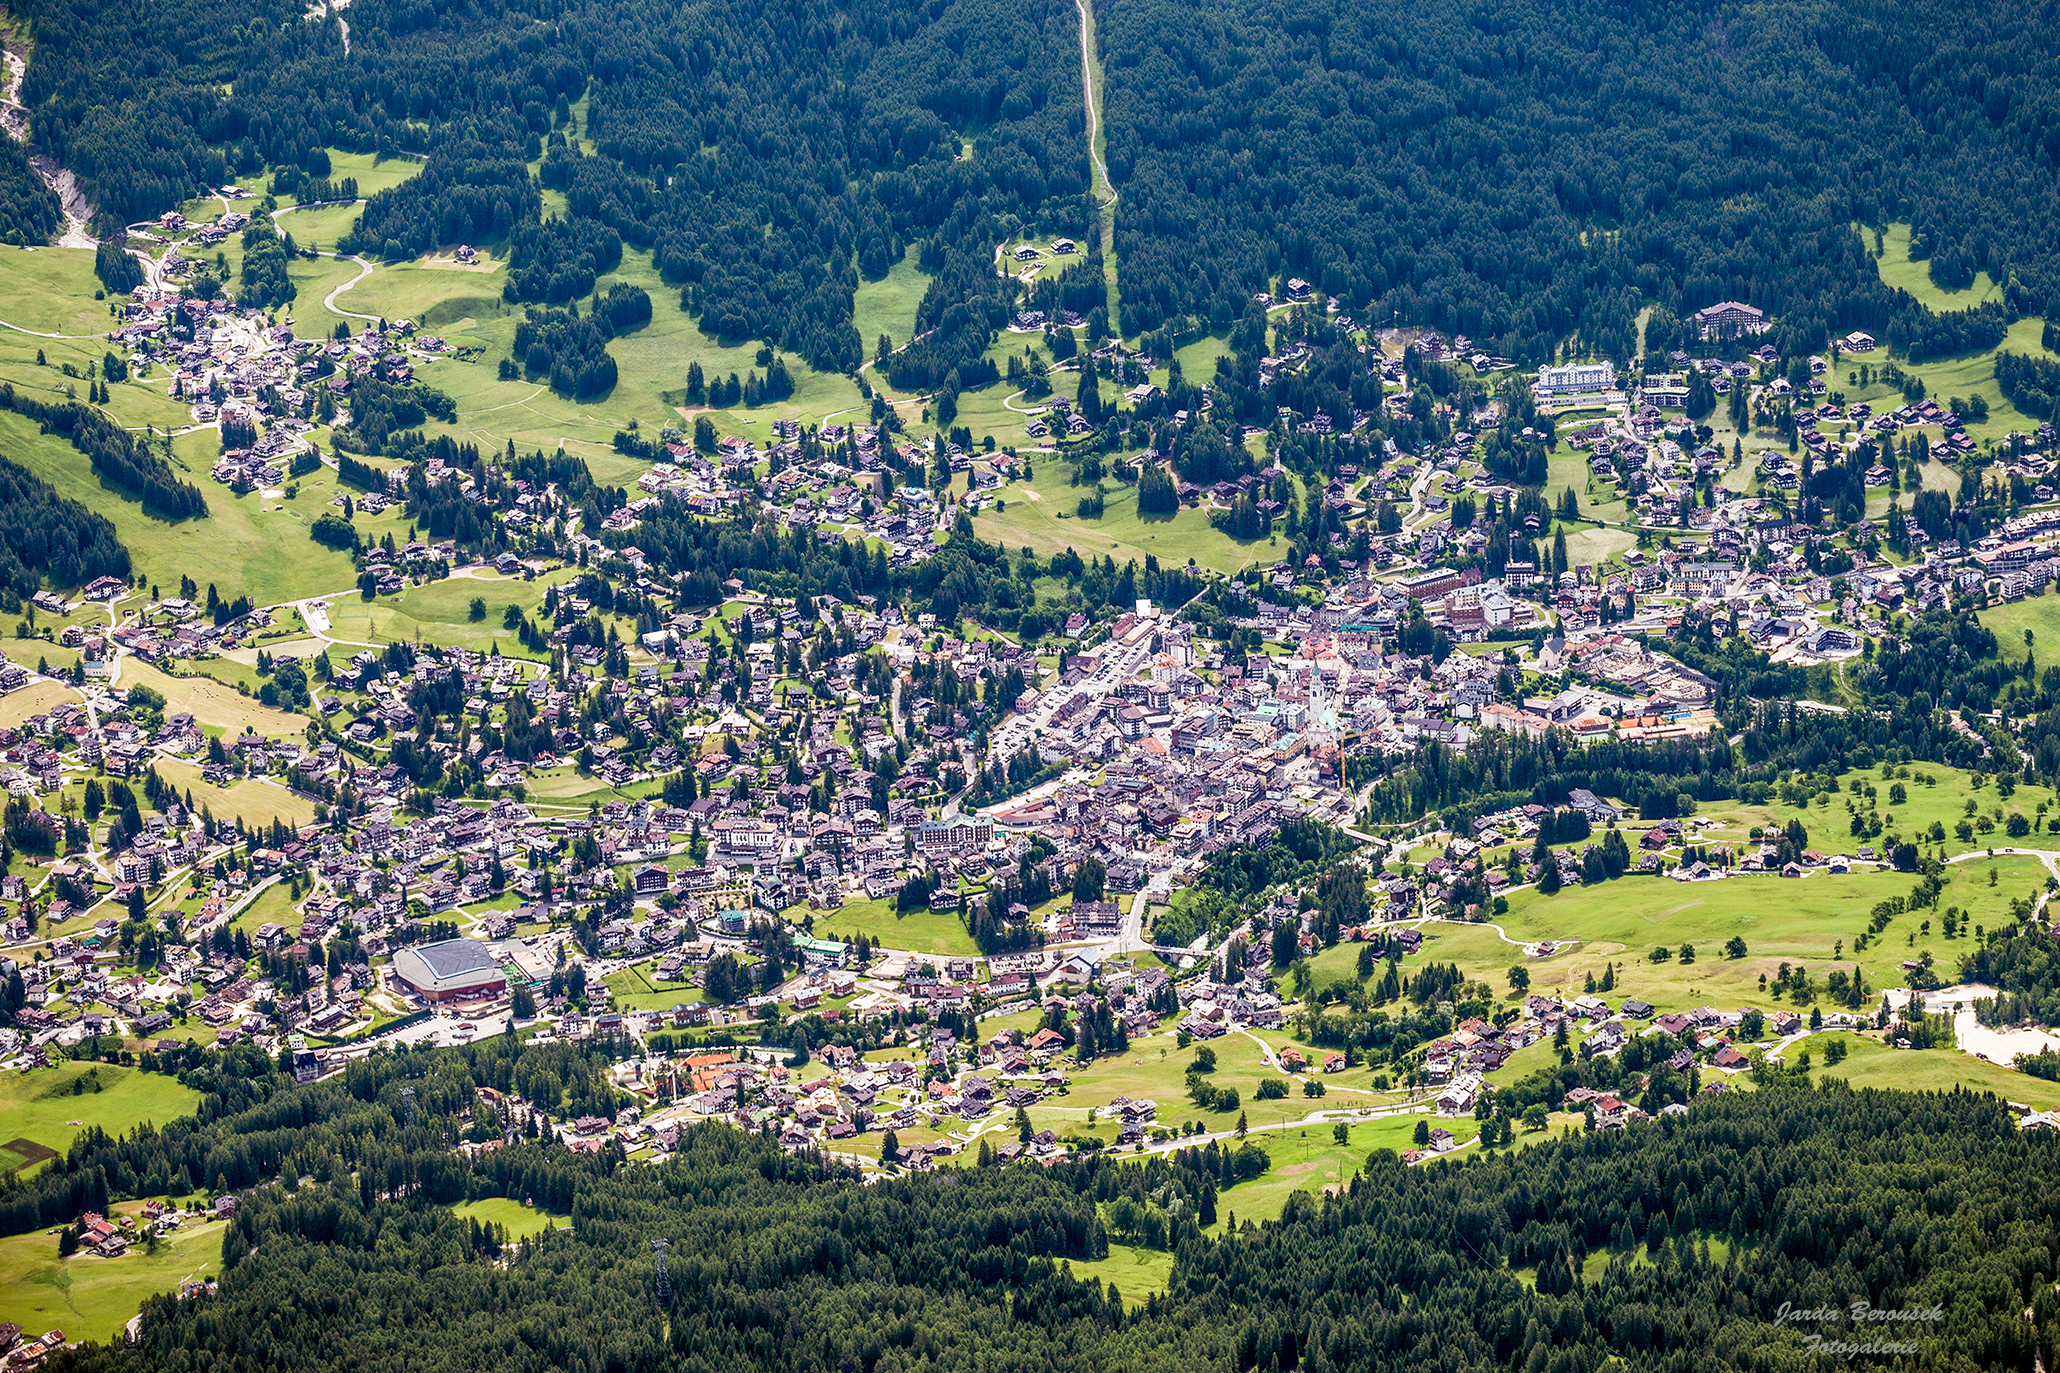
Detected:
left=1534, top=360, right=1617, bottom=396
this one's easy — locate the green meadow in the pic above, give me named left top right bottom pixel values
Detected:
left=979, top=470, right=1260, bottom=577
left=0, top=1064, right=202, bottom=1158
left=1978, top=590, right=2060, bottom=660
left=1810, top=1029, right=2060, bottom=1111
left=1844, top=224, right=2059, bottom=449
left=0, top=1214, right=227, bottom=1346
left=450, top=1196, right=570, bottom=1240
left=1069, top=1243, right=1174, bottom=1309
left=810, top=896, right=983, bottom=957
left=319, top=567, right=589, bottom=662
left=852, top=256, right=930, bottom=359
left=1339, top=849, right=2044, bottom=1021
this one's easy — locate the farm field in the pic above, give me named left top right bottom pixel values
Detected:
left=0, top=1214, right=227, bottom=1348
left=0, top=681, right=83, bottom=730
left=123, top=658, right=319, bottom=738
left=0, top=1063, right=202, bottom=1158
left=812, top=897, right=982, bottom=957
left=1558, top=524, right=1636, bottom=569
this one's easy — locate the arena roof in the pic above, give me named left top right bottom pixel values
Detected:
left=392, top=938, right=505, bottom=993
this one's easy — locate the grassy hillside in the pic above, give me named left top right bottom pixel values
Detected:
left=0, top=1064, right=201, bottom=1157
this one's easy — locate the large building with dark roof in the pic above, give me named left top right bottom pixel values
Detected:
left=391, top=938, right=506, bottom=1003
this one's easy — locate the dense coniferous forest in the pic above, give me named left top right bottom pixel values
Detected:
left=338, top=376, right=459, bottom=453
left=227, top=0, right=1085, bottom=374
left=21, top=0, right=2060, bottom=378
left=0, top=453, right=132, bottom=597
left=1097, top=0, right=2060, bottom=360
left=7, top=0, right=1089, bottom=379
left=28, top=1041, right=2060, bottom=1373
left=0, top=140, right=62, bottom=246
left=13, top=0, right=298, bottom=228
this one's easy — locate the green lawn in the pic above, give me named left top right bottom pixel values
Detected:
left=814, top=896, right=981, bottom=957
left=450, top=1196, right=570, bottom=1240
left=0, top=1064, right=202, bottom=1157
left=226, top=880, right=302, bottom=938
left=0, top=1215, right=227, bottom=1346
left=601, top=963, right=704, bottom=1013
left=275, top=151, right=425, bottom=222
left=519, top=764, right=662, bottom=809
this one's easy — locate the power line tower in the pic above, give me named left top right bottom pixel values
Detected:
left=652, top=1238, right=672, bottom=1306
left=401, top=1087, right=417, bottom=1129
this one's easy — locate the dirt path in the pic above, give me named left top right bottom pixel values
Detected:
left=1072, top=0, right=1120, bottom=334
left=1074, top=0, right=1114, bottom=214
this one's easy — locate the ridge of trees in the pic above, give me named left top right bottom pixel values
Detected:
left=0, top=384, right=209, bottom=521
left=29, top=1052, right=2059, bottom=1373
left=0, top=452, right=132, bottom=600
